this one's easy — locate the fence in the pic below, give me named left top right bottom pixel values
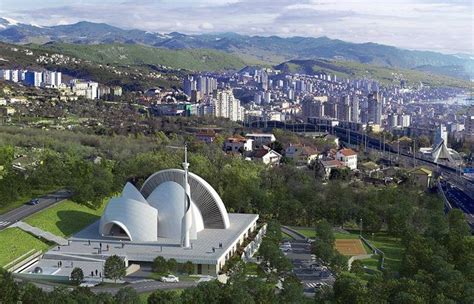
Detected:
left=360, top=236, right=385, bottom=270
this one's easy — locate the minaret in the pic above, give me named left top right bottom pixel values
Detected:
left=181, top=144, right=191, bottom=248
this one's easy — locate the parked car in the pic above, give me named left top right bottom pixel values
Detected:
left=79, top=281, right=98, bottom=287
left=160, top=274, right=179, bottom=283
left=27, top=198, right=40, bottom=205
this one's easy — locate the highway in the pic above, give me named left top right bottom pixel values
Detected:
left=440, top=180, right=474, bottom=230
left=0, top=189, right=72, bottom=231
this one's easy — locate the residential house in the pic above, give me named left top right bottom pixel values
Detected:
left=196, top=130, right=217, bottom=143
left=252, top=146, right=281, bottom=166
left=224, top=135, right=253, bottom=153
left=409, top=167, right=433, bottom=189
left=319, top=159, right=345, bottom=179
left=285, top=144, right=319, bottom=166
left=336, top=148, right=358, bottom=170
left=245, top=133, right=276, bottom=149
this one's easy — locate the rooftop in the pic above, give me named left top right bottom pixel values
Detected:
left=29, top=213, right=258, bottom=269
left=338, top=148, right=357, bottom=157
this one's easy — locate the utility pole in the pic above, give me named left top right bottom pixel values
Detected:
left=359, top=218, right=363, bottom=237
left=413, top=139, right=416, bottom=168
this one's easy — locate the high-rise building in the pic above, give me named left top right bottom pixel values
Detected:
left=24, top=71, right=42, bottom=87
left=183, top=76, right=196, bottom=96
left=260, top=70, right=268, bottom=91
left=465, top=107, right=474, bottom=142
left=10, top=70, right=19, bottom=83
left=434, top=124, right=448, bottom=146
left=368, top=92, right=382, bottom=125
left=214, top=90, right=242, bottom=121
left=351, top=95, right=360, bottom=123
left=1, top=69, right=11, bottom=81
left=399, top=114, right=411, bottom=127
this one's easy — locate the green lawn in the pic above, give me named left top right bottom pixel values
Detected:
left=24, top=199, right=107, bottom=238
left=0, top=187, right=60, bottom=215
left=281, top=232, right=294, bottom=240
left=0, top=228, right=51, bottom=267
left=291, top=227, right=316, bottom=238
left=291, top=227, right=360, bottom=240
left=362, top=232, right=403, bottom=272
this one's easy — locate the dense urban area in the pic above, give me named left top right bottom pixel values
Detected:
left=0, top=12, right=473, bottom=304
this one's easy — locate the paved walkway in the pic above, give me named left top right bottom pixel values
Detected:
left=11, top=221, right=69, bottom=246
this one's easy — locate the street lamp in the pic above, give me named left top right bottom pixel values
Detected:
left=359, top=218, right=363, bottom=237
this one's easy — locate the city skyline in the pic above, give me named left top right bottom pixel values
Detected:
left=0, top=0, right=473, bottom=54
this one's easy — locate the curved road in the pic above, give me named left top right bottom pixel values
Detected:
left=0, top=189, right=72, bottom=231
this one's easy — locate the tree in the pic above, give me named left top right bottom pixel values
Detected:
left=70, top=267, right=84, bottom=285
left=0, top=269, right=19, bottom=304
left=167, top=258, right=178, bottom=273
left=114, top=287, right=140, bottom=304
left=315, top=219, right=335, bottom=246
left=331, top=252, right=348, bottom=273
left=333, top=273, right=368, bottom=304
left=181, top=261, right=194, bottom=275
left=19, top=283, right=48, bottom=304
left=147, top=290, right=180, bottom=304
left=278, top=275, right=304, bottom=304
left=152, top=256, right=168, bottom=274
left=104, top=255, right=126, bottom=283
left=350, top=260, right=364, bottom=275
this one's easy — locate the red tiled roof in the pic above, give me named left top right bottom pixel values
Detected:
left=338, top=148, right=357, bottom=156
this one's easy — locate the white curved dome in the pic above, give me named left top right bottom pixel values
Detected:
left=100, top=197, right=158, bottom=242
left=147, top=181, right=204, bottom=240
left=140, top=169, right=230, bottom=229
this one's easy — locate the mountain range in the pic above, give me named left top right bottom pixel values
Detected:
left=0, top=17, right=472, bottom=80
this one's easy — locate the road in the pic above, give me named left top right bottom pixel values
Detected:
left=0, top=189, right=71, bottom=231
left=281, top=227, right=335, bottom=296
left=440, top=180, right=474, bottom=230
left=29, top=279, right=197, bottom=295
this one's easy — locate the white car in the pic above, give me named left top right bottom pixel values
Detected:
left=160, top=274, right=179, bottom=283
left=79, top=281, right=99, bottom=287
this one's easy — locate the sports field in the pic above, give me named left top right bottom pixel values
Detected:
left=335, top=239, right=366, bottom=256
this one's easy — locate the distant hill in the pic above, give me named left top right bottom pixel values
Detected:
left=274, top=59, right=471, bottom=88
left=0, top=18, right=472, bottom=80
left=35, top=43, right=257, bottom=72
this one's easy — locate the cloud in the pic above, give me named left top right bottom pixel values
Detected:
left=199, top=22, right=214, bottom=30
left=1, top=0, right=472, bottom=54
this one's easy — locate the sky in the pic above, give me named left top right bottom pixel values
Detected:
left=0, top=0, right=473, bottom=54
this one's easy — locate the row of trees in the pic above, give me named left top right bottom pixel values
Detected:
left=152, top=257, right=194, bottom=275
left=311, top=220, right=348, bottom=274
left=1, top=268, right=142, bottom=304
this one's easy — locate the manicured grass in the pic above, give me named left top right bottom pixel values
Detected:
left=0, top=187, right=60, bottom=215
left=292, top=227, right=360, bottom=240
left=281, top=232, right=294, bottom=240
left=360, top=256, right=380, bottom=272
left=24, top=199, right=107, bottom=238
left=291, top=227, right=316, bottom=238
left=0, top=228, right=51, bottom=267
left=362, top=232, right=403, bottom=272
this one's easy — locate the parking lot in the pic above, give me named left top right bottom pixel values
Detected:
left=282, top=239, right=335, bottom=295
